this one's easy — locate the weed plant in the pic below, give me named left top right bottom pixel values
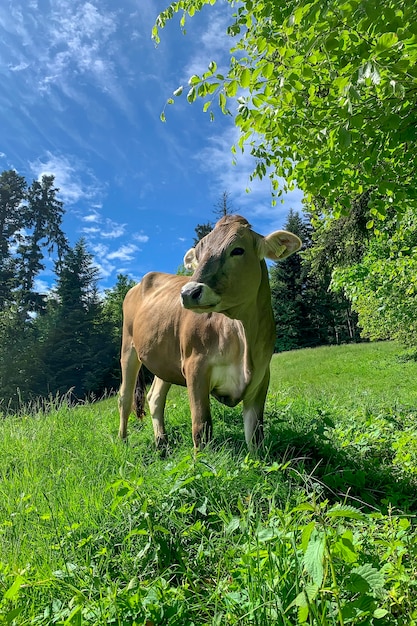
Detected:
left=1, top=342, right=417, bottom=624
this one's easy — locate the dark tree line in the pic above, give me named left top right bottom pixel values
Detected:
left=0, top=170, right=134, bottom=412
left=270, top=209, right=360, bottom=352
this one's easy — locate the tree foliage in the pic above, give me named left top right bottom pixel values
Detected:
left=0, top=170, right=67, bottom=314
left=270, top=210, right=359, bottom=351
left=155, top=0, right=417, bottom=223
left=192, top=190, right=235, bottom=245
left=0, top=169, right=135, bottom=409
left=0, top=170, right=26, bottom=310
left=332, top=208, right=417, bottom=345
left=155, top=0, right=417, bottom=347
left=35, top=240, right=115, bottom=399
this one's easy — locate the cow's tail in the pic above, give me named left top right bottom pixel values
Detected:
left=133, top=366, right=147, bottom=419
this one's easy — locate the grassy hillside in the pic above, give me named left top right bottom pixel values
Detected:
left=1, top=342, right=417, bottom=625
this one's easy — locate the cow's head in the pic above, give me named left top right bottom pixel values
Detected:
left=180, top=215, right=301, bottom=316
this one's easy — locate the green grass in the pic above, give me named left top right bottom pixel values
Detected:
left=270, top=342, right=417, bottom=404
left=1, top=342, right=417, bottom=625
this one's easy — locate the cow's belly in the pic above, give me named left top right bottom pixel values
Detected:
left=210, top=362, right=248, bottom=407
left=141, top=352, right=186, bottom=387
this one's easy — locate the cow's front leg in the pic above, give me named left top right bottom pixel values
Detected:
left=184, top=360, right=212, bottom=449
left=147, top=376, right=171, bottom=448
left=242, top=369, right=270, bottom=450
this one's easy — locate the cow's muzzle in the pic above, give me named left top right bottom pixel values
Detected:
left=180, top=281, right=220, bottom=311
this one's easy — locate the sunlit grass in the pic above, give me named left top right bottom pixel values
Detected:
left=1, top=342, right=417, bottom=624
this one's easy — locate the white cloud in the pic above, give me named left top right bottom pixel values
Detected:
left=40, top=2, right=117, bottom=90
left=107, top=244, right=139, bottom=261
left=82, top=226, right=101, bottom=235
left=2, top=1, right=138, bottom=119
left=94, top=260, right=116, bottom=280
left=101, top=229, right=125, bottom=239
left=91, top=242, right=139, bottom=276
left=100, top=220, right=126, bottom=239
left=9, top=62, right=29, bottom=72
left=89, top=242, right=115, bottom=279
left=29, top=152, right=102, bottom=206
left=34, top=278, right=51, bottom=294
left=133, top=232, right=149, bottom=243
left=83, top=212, right=101, bottom=223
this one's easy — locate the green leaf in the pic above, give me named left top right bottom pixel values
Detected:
left=342, top=595, right=377, bottom=621
left=4, top=575, right=25, bottom=600
left=347, top=564, right=385, bottom=594
left=219, top=92, right=227, bottom=112
left=240, top=67, right=251, bottom=88
left=206, top=82, right=220, bottom=94
left=173, top=86, right=183, bottom=97
left=338, top=128, right=351, bottom=148
left=292, top=502, right=316, bottom=513
left=160, top=112, right=166, bottom=122
left=301, top=521, right=316, bottom=553
left=375, top=32, right=398, bottom=52
left=288, top=584, right=319, bottom=620
left=225, top=80, right=239, bottom=97
left=187, top=86, right=197, bottom=103
left=326, top=504, right=367, bottom=520
left=303, top=529, right=325, bottom=586
left=256, top=527, right=277, bottom=542
left=333, top=532, right=357, bottom=564
left=263, top=62, right=274, bottom=78
left=225, top=517, right=240, bottom=534
left=298, top=604, right=309, bottom=623
left=5, top=608, right=22, bottom=623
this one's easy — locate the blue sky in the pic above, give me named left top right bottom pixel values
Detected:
left=1, top=0, right=303, bottom=291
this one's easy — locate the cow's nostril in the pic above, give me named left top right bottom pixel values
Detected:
left=191, top=285, right=203, bottom=300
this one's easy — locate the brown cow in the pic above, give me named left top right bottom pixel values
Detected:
left=118, top=215, right=301, bottom=449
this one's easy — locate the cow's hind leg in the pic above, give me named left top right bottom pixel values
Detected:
left=147, top=376, right=171, bottom=448
left=118, top=345, right=140, bottom=439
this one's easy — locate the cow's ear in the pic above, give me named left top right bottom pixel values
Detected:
left=259, top=230, right=302, bottom=260
left=184, top=247, right=198, bottom=270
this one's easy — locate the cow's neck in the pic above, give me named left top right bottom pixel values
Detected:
left=228, top=263, right=275, bottom=366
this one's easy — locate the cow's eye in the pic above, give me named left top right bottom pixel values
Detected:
left=230, top=247, right=245, bottom=257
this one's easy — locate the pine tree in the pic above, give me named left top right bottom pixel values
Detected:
left=0, top=305, right=40, bottom=410
left=270, top=209, right=359, bottom=352
left=102, top=274, right=137, bottom=388
left=0, top=170, right=69, bottom=408
left=270, top=211, right=311, bottom=350
left=0, top=170, right=27, bottom=310
left=16, top=175, right=68, bottom=312
left=213, top=190, right=235, bottom=219
left=37, top=240, right=113, bottom=399
left=0, top=170, right=68, bottom=315
left=193, top=221, right=213, bottom=246
left=193, top=190, right=235, bottom=245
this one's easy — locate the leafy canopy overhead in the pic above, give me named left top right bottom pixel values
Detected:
left=154, top=0, right=417, bottom=221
